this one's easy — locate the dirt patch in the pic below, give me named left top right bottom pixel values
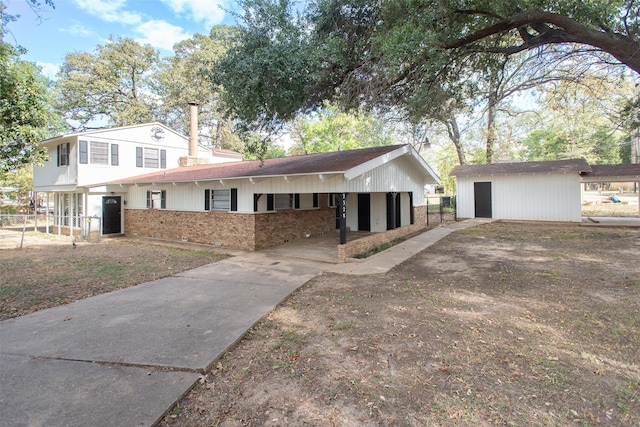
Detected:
left=159, top=223, right=640, bottom=426
left=0, top=236, right=229, bottom=320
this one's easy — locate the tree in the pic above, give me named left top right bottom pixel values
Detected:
left=520, top=74, right=633, bottom=163
left=154, top=26, right=242, bottom=150
left=289, top=103, right=394, bottom=155
left=0, top=42, right=49, bottom=176
left=436, top=2, right=640, bottom=74
left=55, top=37, right=159, bottom=129
left=215, top=0, right=640, bottom=161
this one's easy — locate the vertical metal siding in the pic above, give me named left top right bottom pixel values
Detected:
left=456, top=173, right=581, bottom=222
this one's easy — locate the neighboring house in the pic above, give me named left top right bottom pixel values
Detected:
left=33, top=122, right=242, bottom=236
left=450, top=160, right=640, bottom=222
left=97, top=144, right=440, bottom=258
left=450, top=159, right=591, bottom=222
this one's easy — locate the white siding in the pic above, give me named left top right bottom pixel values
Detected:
left=456, top=173, right=582, bottom=222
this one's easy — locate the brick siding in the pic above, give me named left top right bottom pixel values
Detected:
left=124, top=207, right=335, bottom=251
left=337, top=205, right=427, bottom=261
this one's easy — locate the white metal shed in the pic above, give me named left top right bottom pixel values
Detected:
left=450, top=159, right=591, bottom=223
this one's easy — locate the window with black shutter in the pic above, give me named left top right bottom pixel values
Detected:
left=79, top=140, right=88, bottom=164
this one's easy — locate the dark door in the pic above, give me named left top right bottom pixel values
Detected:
left=102, top=196, right=121, bottom=234
left=357, top=194, right=371, bottom=231
left=474, top=182, right=492, bottom=218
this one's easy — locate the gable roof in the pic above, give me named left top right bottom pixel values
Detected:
left=108, top=144, right=439, bottom=185
left=449, top=159, right=591, bottom=177
left=40, top=122, right=186, bottom=145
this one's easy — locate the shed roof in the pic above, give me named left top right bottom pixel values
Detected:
left=108, top=144, right=439, bottom=185
left=581, top=164, right=640, bottom=182
left=449, top=159, right=591, bottom=177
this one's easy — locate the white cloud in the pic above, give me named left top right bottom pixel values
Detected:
left=134, top=20, right=192, bottom=51
left=36, top=62, right=60, bottom=80
left=72, top=0, right=142, bottom=24
left=61, top=22, right=95, bottom=38
left=161, top=0, right=226, bottom=28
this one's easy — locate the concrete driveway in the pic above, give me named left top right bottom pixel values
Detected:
left=0, top=253, right=325, bottom=427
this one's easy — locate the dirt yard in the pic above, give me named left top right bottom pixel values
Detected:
left=0, top=236, right=228, bottom=320
left=158, top=222, right=640, bottom=427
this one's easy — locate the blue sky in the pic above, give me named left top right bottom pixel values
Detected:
left=5, top=0, right=239, bottom=79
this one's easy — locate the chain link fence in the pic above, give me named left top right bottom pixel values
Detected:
left=0, top=214, right=101, bottom=243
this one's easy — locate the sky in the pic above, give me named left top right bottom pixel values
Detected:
left=4, top=0, right=239, bottom=79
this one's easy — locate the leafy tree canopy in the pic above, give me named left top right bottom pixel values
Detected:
left=0, top=42, right=49, bottom=177
left=154, top=25, right=241, bottom=150
left=55, top=36, right=159, bottom=129
left=289, top=103, right=394, bottom=155
left=215, top=0, right=639, bottom=150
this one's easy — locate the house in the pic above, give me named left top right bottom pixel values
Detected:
left=33, top=122, right=242, bottom=236
left=450, top=159, right=591, bottom=222
left=450, top=160, right=640, bottom=222
left=98, top=144, right=440, bottom=259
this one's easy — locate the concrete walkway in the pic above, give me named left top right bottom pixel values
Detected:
left=0, top=220, right=489, bottom=427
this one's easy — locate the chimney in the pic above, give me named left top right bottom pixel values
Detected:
left=189, top=102, right=198, bottom=157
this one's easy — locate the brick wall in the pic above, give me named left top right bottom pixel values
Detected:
left=254, top=208, right=335, bottom=250
left=338, top=205, right=427, bottom=261
left=124, top=207, right=335, bottom=251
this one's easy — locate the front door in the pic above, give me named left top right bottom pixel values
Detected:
left=474, top=182, right=492, bottom=218
left=102, top=196, right=121, bottom=234
left=358, top=194, right=371, bottom=231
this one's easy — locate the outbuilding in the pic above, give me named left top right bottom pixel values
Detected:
left=450, top=159, right=592, bottom=222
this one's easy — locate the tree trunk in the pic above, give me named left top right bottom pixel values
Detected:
left=486, top=79, right=498, bottom=164
left=445, top=115, right=466, bottom=165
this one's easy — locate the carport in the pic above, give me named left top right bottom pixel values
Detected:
left=581, top=164, right=640, bottom=216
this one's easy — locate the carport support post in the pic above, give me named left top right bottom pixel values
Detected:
left=339, top=193, right=347, bottom=245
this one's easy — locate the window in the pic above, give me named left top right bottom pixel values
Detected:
left=138, top=148, right=167, bottom=168
left=144, top=148, right=159, bottom=168
left=205, top=188, right=238, bottom=211
left=146, top=190, right=166, bottom=209
left=57, top=143, right=70, bottom=166
left=90, top=142, right=109, bottom=165
left=79, top=140, right=88, bottom=164
left=275, top=193, right=293, bottom=210
left=111, top=144, right=119, bottom=165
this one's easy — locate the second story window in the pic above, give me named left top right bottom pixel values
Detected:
left=79, top=141, right=119, bottom=166
left=57, top=143, right=70, bottom=166
left=137, top=147, right=167, bottom=168
left=90, top=142, right=109, bottom=165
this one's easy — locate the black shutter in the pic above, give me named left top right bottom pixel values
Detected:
left=204, top=189, right=210, bottom=211
left=160, top=150, right=167, bottom=168
left=57, top=144, right=61, bottom=166
left=267, top=194, right=274, bottom=211
left=146, top=191, right=151, bottom=208
left=294, top=194, right=300, bottom=209
left=231, top=188, right=238, bottom=211
left=136, top=147, right=143, bottom=167
left=161, top=190, right=166, bottom=209
left=111, top=144, right=119, bottom=165
left=79, top=141, right=88, bottom=164
left=313, top=193, right=318, bottom=208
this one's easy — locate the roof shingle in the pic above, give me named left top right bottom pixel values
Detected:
left=449, top=159, right=591, bottom=177
left=111, top=144, right=404, bottom=185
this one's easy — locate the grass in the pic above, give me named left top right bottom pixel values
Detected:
left=0, top=237, right=229, bottom=320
